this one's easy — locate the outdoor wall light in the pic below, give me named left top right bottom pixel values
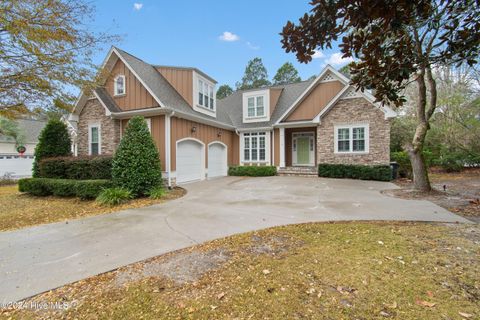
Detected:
left=191, top=126, right=197, bottom=133
left=217, top=130, right=222, bottom=137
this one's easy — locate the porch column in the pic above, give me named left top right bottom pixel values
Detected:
left=279, top=127, right=285, bottom=168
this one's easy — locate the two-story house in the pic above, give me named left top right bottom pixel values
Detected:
left=69, top=47, right=396, bottom=186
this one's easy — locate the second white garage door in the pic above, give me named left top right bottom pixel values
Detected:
left=208, top=143, right=227, bottom=178
left=176, top=140, right=204, bottom=184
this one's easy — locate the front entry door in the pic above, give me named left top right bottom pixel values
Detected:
left=296, top=137, right=310, bottom=164
left=292, top=132, right=314, bottom=166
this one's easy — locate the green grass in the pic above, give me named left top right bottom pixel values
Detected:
left=2, top=222, right=478, bottom=319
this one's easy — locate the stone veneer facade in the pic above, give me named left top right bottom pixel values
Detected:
left=77, top=99, right=120, bottom=156
left=316, top=97, right=390, bottom=165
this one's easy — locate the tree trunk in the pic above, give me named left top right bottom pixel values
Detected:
left=405, top=66, right=432, bottom=192
left=407, top=148, right=431, bottom=192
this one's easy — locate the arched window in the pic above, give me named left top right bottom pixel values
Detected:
left=114, top=75, right=125, bottom=96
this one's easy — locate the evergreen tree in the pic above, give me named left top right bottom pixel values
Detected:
left=112, top=116, right=162, bottom=196
left=236, top=57, right=271, bottom=90
left=32, top=119, right=71, bottom=177
left=216, top=84, right=233, bottom=99
left=273, top=62, right=301, bottom=85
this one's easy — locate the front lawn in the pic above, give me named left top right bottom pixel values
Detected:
left=3, top=222, right=478, bottom=319
left=0, top=185, right=185, bottom=232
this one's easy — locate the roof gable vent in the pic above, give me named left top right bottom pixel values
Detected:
left=340, top=86, right=361, bottom=99
left=320, top=71, right=335, bottom=82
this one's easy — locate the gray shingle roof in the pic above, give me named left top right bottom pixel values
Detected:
left=217, top=80, right=315, bottom=129
left=94, top=88, right=122, bottom=113
left=114, top=47, right=233, bottom=127
left=0, top=119, right=46, bottom=143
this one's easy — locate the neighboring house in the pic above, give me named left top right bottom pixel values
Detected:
left=69, top=47, right=396, bottom=186
left=0, top=119, right=46, bottom=177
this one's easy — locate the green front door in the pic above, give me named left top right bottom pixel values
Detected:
left=297, top=137, right=310, bottom=164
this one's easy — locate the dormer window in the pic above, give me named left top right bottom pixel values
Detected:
left=114, top=75, right=125, bottom=96
left=242, top=89, right=270, bottom=123
left=247, top=96, right=265, bottom=117
left=198, top=78, right=214, bottom=110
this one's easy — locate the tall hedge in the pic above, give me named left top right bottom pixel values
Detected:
left=112, top=116, right=162, bottom=196
left=32, top=119, right=71, bottom=177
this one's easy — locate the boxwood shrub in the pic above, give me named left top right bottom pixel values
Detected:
left=318, top=163, right=392, bottom=181
left=39, top=156, right=112, bottom=180
left=228, top=166, right=277, bottom=177
left=18, top=178, right=113, bottom=199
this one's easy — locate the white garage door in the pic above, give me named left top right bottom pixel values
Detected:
left=176, top=140, right=203, bottom=184
left=208, top=143, right=227, bottom=179
left=0, top=155, right=34, bottom=177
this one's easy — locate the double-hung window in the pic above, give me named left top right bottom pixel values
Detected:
left=247, top=96, right=265, bottom=118
left=243, top=132, right=266, bottom=162
left=89, top=124, right=101, bottom=155
left=114, top=75, right=125, bottom=96
left=335, top=125, right=368, bottom=153
left=198, top=79, right=215, bottom=110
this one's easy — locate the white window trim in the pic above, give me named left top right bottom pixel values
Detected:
left=242, top=89, right=270, bottom=123
left=114, top=75, right=126, bottom=96
left=145, top=117, right=151, bottom=133
left=193, top=71, right=216, bottom=117
left=88, top=122, right=101, bottom=155
left=240, top=131, right=271, bottom=164
left=334, top=123, right=369, bottom=154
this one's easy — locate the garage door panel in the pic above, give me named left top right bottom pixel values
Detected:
left=177, top=140, right=203, bottom=183
left=208, top=143, right=227, bottom=178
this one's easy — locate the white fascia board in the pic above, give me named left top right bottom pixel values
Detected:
left=173, top=110, right=235, bottom=130
left=111, top=48, right=167, bottom=109
left=236, top=127, right=273, bottom=132
left=275, top=64, right=348, bottom=125
left=274, top=120, right=316, bottom=128
left=111, top=107, right=169, bottom=119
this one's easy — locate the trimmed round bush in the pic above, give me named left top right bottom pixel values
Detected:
left=112, top=116, right=162, bottom=196
left=96, top=187, right=132, bottom=206
left=33, top=119, right=71, bottom=177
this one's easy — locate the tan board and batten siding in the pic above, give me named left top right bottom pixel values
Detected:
left=107, top=59, right=159, bottom=110
left=122, top=115, right=166, bottom=171
left=156, top=67, right=194, bottom=107
left=270, top=88, right=283, bottom=117
left=286, top=81, right=344, bottom=121
left=170, top=117, right=239, bottom=171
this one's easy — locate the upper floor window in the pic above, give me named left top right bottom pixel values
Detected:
left=334, top=124, right=369, bottom=153
left=198, top=78, right=214, bottom=110
left=242, top=89, right=270, bottom=123
left=247, top=96, right=265, bottom=118
left=114, top=75, right=125, bottom=96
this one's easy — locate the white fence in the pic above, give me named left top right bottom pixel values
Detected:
left=0, top=155, right=34, bottom=178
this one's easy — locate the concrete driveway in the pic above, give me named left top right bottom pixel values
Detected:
left=0, top=176, right=469, bottom=302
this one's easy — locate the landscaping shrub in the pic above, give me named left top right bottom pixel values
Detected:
left=32, top=119, right=71, bottom=177
left=318, top=163, right=392, bottom=181
left=437, top=152, right=465, bottom=172
left=112, top=116, right=162, bottom=196
left=39, top=156, right=112, bottom=180
left=228, top=166, right=277, bottom=177
left=96, top=187, right=132, bottom=206
left=148, top=186, right=167, bottom=199
left=18, top=178, right=112, bottom=199
left=390, top=150, right=434, bottom=178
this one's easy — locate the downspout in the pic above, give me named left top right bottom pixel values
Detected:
left=235, top=129, right=241, bottom=165
left=165, top=110, right=174, bottom=189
